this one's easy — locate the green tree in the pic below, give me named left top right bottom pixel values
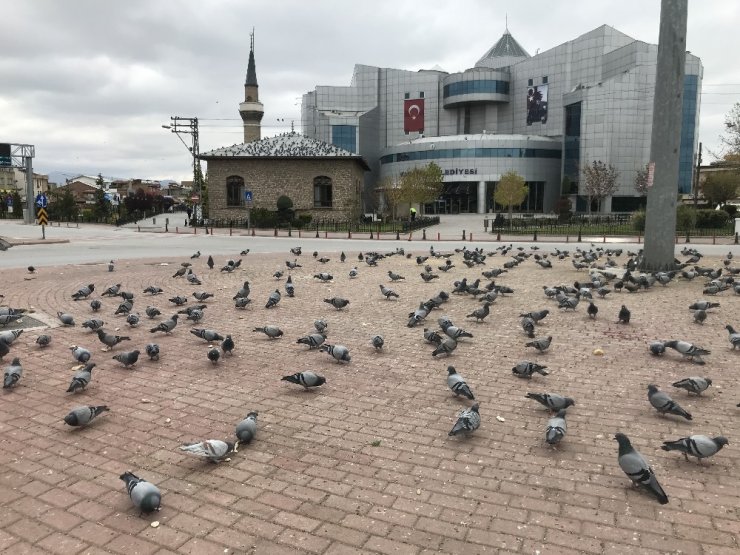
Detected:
left=93, top=190, right=111, bottom=221
left=582, top=160, right=619, bottom=213
left=49, top=188, right=78, bottom=221
left=11, top=191, right=22, bottom=218
left=397, top=162, right=443, bottom=213
left=701, top=171, right=739, bottom=208
left=493, top=171, right=528, bottom=226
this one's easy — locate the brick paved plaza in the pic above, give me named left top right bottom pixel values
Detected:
left=0, top=246, right=738, bottom=554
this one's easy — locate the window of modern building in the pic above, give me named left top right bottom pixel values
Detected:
left=404, top=92, right=410, bottom=99
left=443, top=80, right=510, bottom=98
left=419, top=92, right=425, bottom=98
left=678, top=75, right=699, bottom=194
left=226, top=175, right=244, bottom=207
left=564, top=102, right=582, bottom=189
left=331, top=125, right=357, bottom=153
left=314, top=176, right=333, bottom=208
left=528, top=78, right=533, bottom=86
left=542, top=76, right=548, bottom=84
left=521, top=182, right=545, bottom=212
left=381, top=147, right=561, bottom=164
left=463, top=106, right=471, bottom=134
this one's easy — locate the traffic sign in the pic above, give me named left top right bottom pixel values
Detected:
left=35, top=193, right=48, bottom=208
left=244, top=190, right=253, bottom=202
left=37, top=207, right=48, bottom=225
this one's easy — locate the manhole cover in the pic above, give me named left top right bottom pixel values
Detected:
left=0, top=315, right=48, bottom=331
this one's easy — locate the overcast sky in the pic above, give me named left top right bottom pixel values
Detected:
left=2, top=0, right=739, bottom=183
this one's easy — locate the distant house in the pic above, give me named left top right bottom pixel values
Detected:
left=54, top=181, right=98, bottom=205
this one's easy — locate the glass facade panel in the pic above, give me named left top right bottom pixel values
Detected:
left=380, top=147, right=561, bottom=165
left=331, top=125, right=357, bottom=153
left=678, top=75, right=699, bottom=194
left=443, top=80, right=510, bottom=98
left=563, top=102, right=582, bottom=189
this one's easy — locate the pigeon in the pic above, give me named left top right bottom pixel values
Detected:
left=290, top=247, right=302, bottom=256
left=314, top=319, right=328, bottom=334
left=145, top=306, right=161, bottom=319
left=313, top=272, right=333, bottom=282
left=319, top=343, right=351, bottom=363
left=446, top=366, right=474, bottom=399
left=190, top=250, right=201, bottom=259
left=145, top=343, right=160, bottom=361
left=725, top=325, right=740, bottom=349
left=178, top=304, right=206, bottom=317
left=286, top=259, right=302, bottom=270
left=661, top=435, right=729, bottom=463
left=272, top=270, right=284, bottom=280
left=207, top=347, right=221, bottom=365
left=285, top=276, right=295, bottom=297
left=96, top=329, right=131, bottom=350
left=180, top=439, right=234, bottom=462
left=207, top=255, right=214, bottom=269
left=349, top=267, right=358, bottom=278
left=114, top=299, right=134, bottom=315
left=512, top=361, right=549, bottom=379
left=672, top=377, right=712, bottom=395
left=525, top=336, right=552, bottom=353
left=443, top=325, right=473, bottom=340
left=545, top=409, right=568, bottom=445
left=587, top=302, right=598, bottom=319
left=143, top=285, right=163, bottom=295
left=113, top=350, right=140, bottom=368
left=265, top=290, right=281, bottom=309
left=0, top=313, right=24, bottom=327
left=296, top=333, right=326, bottom=349
left=234, top=412, right=258, bottom=450
left=379, top=284, right=399, bottom=300
left=234, top=297, right=251, bottom=309
left=423, top=328, right=443, bottom=346
left=149, top=315, right=178, bottom=334
left=466, top=302, right=492, bottom=322
left=82, top=318, right=105, bottom=331
left=35, top=334, right=51, bottom=347
left=221, top=335, right=234, bottom=355
left=253, top=326, right=283, bottom=339
left=521, top=317, right=536, bottom=338
left=3, top=357, right=22, bottom=389
left=371, top=335, right=384, bottom=350
left=282, top=371, right=326, bottom=389
left=64, top=405, right=109, bottom=427
left=172, top=267, right=187, bottom=278
left=614, top=433, right=668, bottom=504
left=663, top=340, right=709, bottom=364
left=185, top=307, right=203, bottom=321
left=648, top=341, right=666, bottom=356
left=169, top=295, right=188, bottom=306
left=693, top=309, right=707, bottom=325
left=432, top=337, right=457, bottom=357
left=340, top=251, right=346, bottom=263
left=689, top=300, right=720, bottom=311
left=90, top=299, right=102, bottom=312
left=120, top=471, right=161, bottom=514
left=557, top=295, right=580, bottom=311
left=233, top=281, right=251, bottom=299
left=190, top=329, right=224, bottom=342
left=0, top=329, right=22, bottom=346
left=317, top=257, right=330, bottom=264
left=388, top=271, right=405, bottom=281
left=57, top=312, right=75, bottom=326
left=193, top=291, right=214, bottom=302
left=101, top=284, right=121, bottom=296
left=323, top=297, right=350, bottom=310
left=525, top=392, right=575, bottom=412
left=240, top=249, right=250, bottom=256
left=70, top=345, right=91, bottom=363
left=66, top=363, right=95, bottom=393
left=448, top=403, right=480, bottom=436
left=126, top=313, right=140, bottom=327
left=72, top=284, right=95, bottom=300
left=617, top=305, right=631, bottom=324
left=647, top=384, right=692, bottom=420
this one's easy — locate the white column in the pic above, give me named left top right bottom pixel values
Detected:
left=477, top=180, right=486, bottom=214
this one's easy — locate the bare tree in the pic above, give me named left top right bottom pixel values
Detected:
left=720, top=102, right=740, bottom=155
left=493, top=171, right=528, bottom=226
left=634, top=164, right=650, bottom=197
left=582, top=160, right=619, bottom=213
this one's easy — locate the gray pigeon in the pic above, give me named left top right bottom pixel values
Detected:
left=193, top=291, right=214, bottom=302
left=314, top=319, right=328, bottom=334
left=648, top=384, right=692, bottom=420
left=614, top=433, right=668, bottom=504
left=423, top=328, right=443, bottom=346
left=320, top=343, right=351, bottom=363
left=90, top=299, right=102, bottom=312
left=82, top=318, right=105, bottom=331
left=521, top=317, right=535, bottom=338
left=234, top=297, right=251, bottom=309
left=661, top=435, right=728, bottom=463
left=512, top=361, right=549, bottom=379
left=648, top=341, right=666, bottom=356
left=169, top=295, right=188, bottom=306
left=67, top=363, right=95, bottom=393
left=126, top=313, right=140, bottom=327
left=253, top=326, right=283, bottom=339
left=0, top=329, right=23, bottom=345
left=145, top=343, right=160, bottom=361
left=519, top=309, right=549, bottom=323
left=71, top=284, right=94, bottom=300
left=222, top=335, right=234, bottom=355
left=689, top=300, right=719, bottom=311
left=442, top=325, right=473, bottom=340
left=431, top=337, right=457, bottom=357
left=113, top=350, right=140, bottom=368
left=35, top=334, right=51, bottom=347
left=671, top=377, right=712, bottom=395
left=234, top=411, right=258, bottom=450
left=64, top=405, right=109, bottom=427
left=190, top=329, right=224, bottom=342
left=446, top=366, right=474, bottom=399
left=379, top=284, right=399, bottom=300
left=324, top=297, right=350, bottom=310
left=145, top=306, right=161, bottom=319
left=70, top=345, right=91, bottom=363
left=265, top=290, right=281, bottom=309
left=285, top=276, right=295, bottom=297
left=120, top=471, right=161, bottom=514
left=114, top=299, right=134, bottom=315
left=663, top=340, right=709, bottom=364
left=371, top=335, right=384, bottom=350
left=526, top=392, right=574, bottom=412
left=545, top=409, right=567, bottom=445
left=693, top=309, right=707, bottom=324
left=57, top=312, right=75, bottom=326
left=233, top=281, right=251, bottom=299
left=150, top=315, right=178, bottom=334
left=281, top=371, right=326, bottom=389
left=207, top=348, right=221, bottom=365
left=725, top=325, right=740, bottom=349
left=466, top=302, right=491, bottom=322
left=448, top=403, right=480, bottom=436
left=180, top=439, right=234, bottom=462
left=296, top=333, right=326, bottom=349
left=97, top=328, right=131, bottom=350
left=143, top=286, right=163, bottom=295
left=525, top=336, right=552, bottom=352
left=102, top=284, right=121, bottom=296
left=3, top=357, right=22, bottom=389
left=388, top=271, right=405, bottom=281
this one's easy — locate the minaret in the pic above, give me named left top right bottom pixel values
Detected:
left=239, top=30, right=264, bottom=143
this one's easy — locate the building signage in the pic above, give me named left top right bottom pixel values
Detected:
left=443, top=168, right=478, bottom=176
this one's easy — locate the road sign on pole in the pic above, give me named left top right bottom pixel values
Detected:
left=244, top=190, right=253, bottom=202
left=35, top=193, right=48, bottom=208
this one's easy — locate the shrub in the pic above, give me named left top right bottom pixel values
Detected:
left=293, top=214, right=312, bottom=229
left=676, top=205, right=696, bottom=232
left=554, top=197, right=572, bottom=222
left=725, top=204, right=737, bottom=218
left=694, top=209, right=729, bottom=228
left=631, top=210, right=646, bottom=232
left=250, top=207, right=278, bottom=228
left=276, top=195, right=293, bottom=211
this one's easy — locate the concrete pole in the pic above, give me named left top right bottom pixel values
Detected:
left=477, top=180, right=486, bottom=214
left=24, top=156, right=34, bottom=224
left=642, top=0, right=688, bottom=271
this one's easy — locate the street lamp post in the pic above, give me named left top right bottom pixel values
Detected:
left=162, top=116, right=202, bottom=224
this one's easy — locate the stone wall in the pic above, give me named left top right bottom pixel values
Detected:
left=205, top=158, right=365, bottom=222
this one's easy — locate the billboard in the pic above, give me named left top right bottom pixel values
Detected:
left=0, top=143, right=10, bottom=166
left=404, top=98, right=425, bottom=133
left=526, top=84, right=548, bottom=126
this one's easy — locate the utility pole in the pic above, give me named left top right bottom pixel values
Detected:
left=642, top=0, right=688, bottom=271
left=162, top=117, right=202, bottom=222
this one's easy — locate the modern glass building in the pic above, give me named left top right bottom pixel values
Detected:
left=302, top=25, right=702, bottom=214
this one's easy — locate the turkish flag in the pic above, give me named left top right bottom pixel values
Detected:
left=404, top=99, right=424, bottom=133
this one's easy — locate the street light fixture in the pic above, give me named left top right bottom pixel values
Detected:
left=162, top=117, right=202, bottom=223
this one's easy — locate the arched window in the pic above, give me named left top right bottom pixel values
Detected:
left=226, top=176, right=244, bottom=207
left=314, top=176, right=332, bottom=208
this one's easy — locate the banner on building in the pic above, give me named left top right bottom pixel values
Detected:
left=526, top=84, right=548, bottom=126
left=404, top=99, right=425, bottom=133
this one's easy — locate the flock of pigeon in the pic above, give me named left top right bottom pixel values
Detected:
left=1, top=243, right=737, bottom=517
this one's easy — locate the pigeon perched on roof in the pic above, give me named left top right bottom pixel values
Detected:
left=545, top=409, right=567, bottom=445
left=265, top=290, right=281, bottom=309
left=253, top=326, right=283, bottom=339
left=113, top=350, right=140, bottom=368
left=70, top=345, right=91, bottom=363
left=525, top=392, right=574, bottom=412
left=448, top=403, right=480, bottom=436
left=3, top=357, right=22, bottom=389
left=180, top=439, right=233, bottom=462
left=320, top=343, right=351, bottom=363
left=648, top=384, right=692, bottom=420
left=66, top=363, right=95, bottom=393
left=661, top=435, right=728, bottom=463
left=120, top=471, right=161, bottom=514
left=64, top=405, right=109, bottom=427
left=614, top=433, right=668, bottom=504
left=234, top=412, right=258, bottom=450
left=324, top=297, right=350, bottom=310
left=512, top=361, right=549, bottom=379
left=282, top=371, right=326, bottom=389
left=446, top=366, right=474, bottom=399
left=663, top=340, right=709, bottom=364
left=525, top=336, right=552, bottom=353
left=72, top=284, right=95, bottom=300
